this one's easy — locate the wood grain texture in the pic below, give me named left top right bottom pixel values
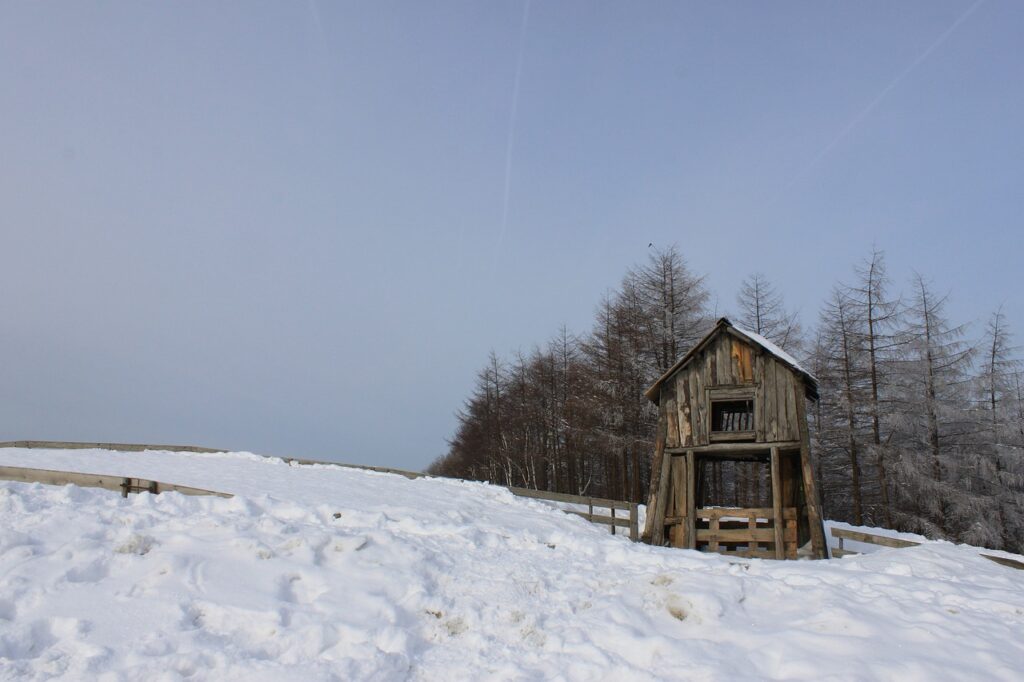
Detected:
left=795, top=384, right=828, bottom=558
left=0, top=465, right=231, bottom=498
left=642, top=412, right=670, bottom=544
left=770, top=447, right=784, bottom=559
left=685, top=450, right=696, bottom=549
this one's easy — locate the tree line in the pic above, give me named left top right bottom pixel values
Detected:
left=428, top=246, right=1024, bottom=553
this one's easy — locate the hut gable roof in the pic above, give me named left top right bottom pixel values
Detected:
left=644, top=317, right=819, bottom=403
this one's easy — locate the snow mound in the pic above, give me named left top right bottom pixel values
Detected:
left=0, top=447, right=1022, bottom=680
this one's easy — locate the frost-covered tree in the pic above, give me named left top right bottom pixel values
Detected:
left=815, top=286, right=871, bottom=525
left=847, top=248, right=903, bottom=527
left=978, top=308, right=1020, bottom=440
left=969, top=308, right=1024, bottom=551
left=633, top=246, right=711, bottom=374
left=888, top=275, right=976, bottom=539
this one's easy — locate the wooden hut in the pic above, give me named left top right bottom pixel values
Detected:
left=641, top=318, right=827, bottom=559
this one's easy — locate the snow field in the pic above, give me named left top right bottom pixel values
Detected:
left=0, top=448, right=1022, bottom=681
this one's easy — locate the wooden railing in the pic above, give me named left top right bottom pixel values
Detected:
left=830, top=527, right=1024, bottom=571
left=830, top=527, right=916, bottom=557
left=508, top=486, right=640, bottom=541
left=693, top=507, right=797, bottom=559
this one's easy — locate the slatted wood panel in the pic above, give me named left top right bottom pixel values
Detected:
left=694, top=507, right=798, bottom=559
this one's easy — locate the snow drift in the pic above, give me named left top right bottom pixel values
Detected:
left=0, top=447, right=1022, bottom=681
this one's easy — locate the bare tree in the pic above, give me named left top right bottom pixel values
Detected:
left=735, top=273, right=803, bottom=353
left=817, top=286, right=868, bottom=524
left=848, top=248, right=902, bottom=526
left=888, top=275, right=975, bottom=538
left=978, top=307, right=1020, bottom=441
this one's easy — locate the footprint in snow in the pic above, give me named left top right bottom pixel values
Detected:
left=277, top=573, right=329, bottom=605
left=0, top=620, right=57, bottom=660
left=64, top=560, right=109, bottom=584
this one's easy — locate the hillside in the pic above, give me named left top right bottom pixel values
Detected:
left=1, top=447, right=1022, bottom=681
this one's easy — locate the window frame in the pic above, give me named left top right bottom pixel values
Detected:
left=707, top=386, right=756, bottom=442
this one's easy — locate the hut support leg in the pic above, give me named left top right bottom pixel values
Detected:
left=770, top=447, right=784, bottom=559
left=685, top=450, right=696, bottom=550
left=794, top=385, right=827, bottom=559
left=642, top=419, right=669, bottom=544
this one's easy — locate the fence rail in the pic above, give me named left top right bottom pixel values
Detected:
left=830, top=527, right=1024, bottom=570
left=0, top=440, right=226, bottom=454
left=0, top=465, right=231, bottom=499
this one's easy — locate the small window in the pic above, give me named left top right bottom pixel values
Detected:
left=711, top=399, right=754, bottom=432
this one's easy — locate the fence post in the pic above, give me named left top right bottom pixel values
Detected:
left=611, top=507, right=616, bottom=535
left=629, top=502, right=639, bottom=541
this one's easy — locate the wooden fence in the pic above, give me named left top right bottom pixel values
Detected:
left=830, top=527, right=1024, bottom=571
left=508, top=486, right=640, bottom=541
left=0, top=441, right=640, bottom=540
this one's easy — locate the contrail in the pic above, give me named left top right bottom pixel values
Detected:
left=494, top=0, right=531, bottom=263
left=785, top=0, right=985, bottom=189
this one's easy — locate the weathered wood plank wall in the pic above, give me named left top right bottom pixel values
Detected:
left=663, top=334, right=802, bottom=449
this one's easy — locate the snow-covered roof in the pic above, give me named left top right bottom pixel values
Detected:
left=644, top=317, right=818, bottom=402
left=729, top=324, right=817, bottom=383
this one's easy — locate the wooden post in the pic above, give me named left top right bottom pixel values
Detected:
left=628, top=502, right=639, bottom=541
left=685, top=450, right=696, bottom=550
left=675, top=456, right=687, bottom=548
left=610, top=507, right=616, bottom=535
left=642, top=417, right=670, bottom=544
left=770, top=446, right=784, bottom=560
left=794, top=385, right=828, bottom=559
left=747, top=512, right=757, bottom=556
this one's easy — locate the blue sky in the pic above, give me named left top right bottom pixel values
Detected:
left=1, top=1, right=1020, bottom=469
